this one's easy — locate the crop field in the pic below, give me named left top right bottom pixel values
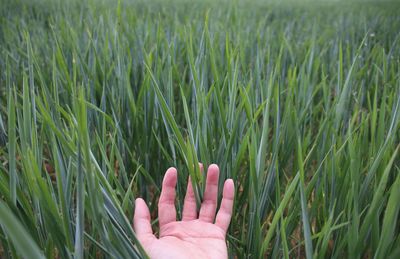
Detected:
left=0, top=0, right=399, bottom=258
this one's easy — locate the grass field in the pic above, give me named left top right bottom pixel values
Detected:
left=0, top=0, right=400, bottom=258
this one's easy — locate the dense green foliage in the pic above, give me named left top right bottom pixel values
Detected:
left=0, top=0, right=399, bottom=258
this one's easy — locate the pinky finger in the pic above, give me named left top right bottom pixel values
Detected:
left=215, top=179, right=235, bottom=233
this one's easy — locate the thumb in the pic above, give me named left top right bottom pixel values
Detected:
left=134, top=198, right=156, bottom=242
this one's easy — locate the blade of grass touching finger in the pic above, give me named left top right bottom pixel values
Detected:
left=121, top=166, right=141, bottom=212
left=180, top=84, right=202, bottom=204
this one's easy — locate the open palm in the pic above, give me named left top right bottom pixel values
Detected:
left=134, top=164, right=235, bottom=259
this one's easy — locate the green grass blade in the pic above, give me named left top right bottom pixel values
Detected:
left=0, top=202, right=45, bottom=259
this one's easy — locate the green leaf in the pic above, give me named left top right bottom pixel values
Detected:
left=0, top=202, right=45, bottom=259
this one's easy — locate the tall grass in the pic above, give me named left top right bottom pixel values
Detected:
left=0, top=0, right=399, bottom=258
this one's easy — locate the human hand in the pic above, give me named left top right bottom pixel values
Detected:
left=134, top=164, right=235, bottom=259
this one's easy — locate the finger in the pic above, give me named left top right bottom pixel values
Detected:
left=158, top=167, right=177, bottom=228
left=215, top=179, right=235, bottom=233
left=182, top=176, right=197, bottom=220
left=199, top=164, right=219, bottom=222
left=182, top=163, right=203, bottom=221
left=133, top=198, right=155, bottom=240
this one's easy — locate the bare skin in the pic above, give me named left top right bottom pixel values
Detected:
left=133, top=164, right=235, bottom=259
